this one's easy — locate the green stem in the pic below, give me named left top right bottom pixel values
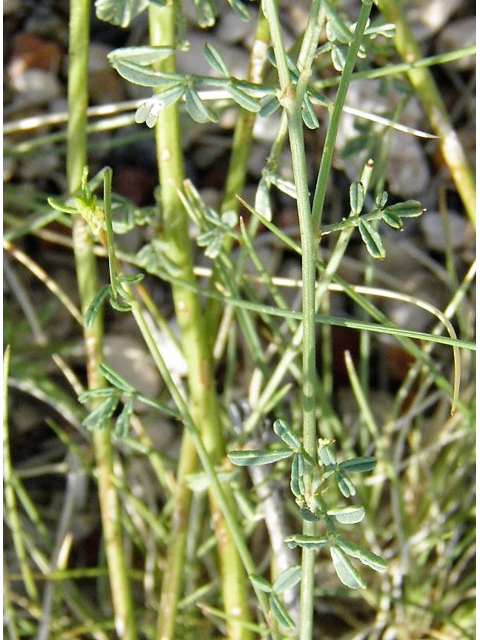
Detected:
left=377, top=0, right=476, bottom=227
left=67, top=1, right=137, bottom=637
left=148, top=4, right=252, bottom=638
left=127, top=297, right=278, bottom=638
left=312, top=0, right=374, bottom=229
left=262, top=1, right=325, bottom=636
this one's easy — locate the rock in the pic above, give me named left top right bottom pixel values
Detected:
left=384, top=134, right=430, bottom=197
left=436, top=17, right=476, bottom=71
left=403, top=0, right=465, bottom=42
left=8, top=32, right=62, bottom=78
left=88, top=42, right=126, bottom=105
left=420, top=210, right=469, bottom=252
left=103, top=335, right=162, bottom=400
left=178, top=31, right=250, bottom=79
left=8, top=68, right=63, bottom=107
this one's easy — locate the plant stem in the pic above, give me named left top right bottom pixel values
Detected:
left=148, top=4, right=252, bottom=638
left=262, top=1, right=325, bottom=636
left=312, top=0, right=374, bottom=229
left=67, top=1, right=137, bottom=638
left=377, top=0, right=476, bottom=227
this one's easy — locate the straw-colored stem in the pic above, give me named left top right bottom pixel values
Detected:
left=148, top=4, right=252, bottom=638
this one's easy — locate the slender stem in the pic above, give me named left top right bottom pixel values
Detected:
left=67, top=1, right=137, bottom=638
left=312, top=0, right=374, bottom=229
left=377, top=0, right=476, bottom=227
left=127, top=297, right=278, bottom=638
left=262, top=1, right=325, bottom=636
left=148, top=4, right=252, bottom=638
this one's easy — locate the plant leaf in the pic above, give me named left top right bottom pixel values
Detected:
left=115, top=398, right=134, bottom=438
left=273, top=419, right=301, bottom=450
left=185, top=87, right=219, bottom=123
left=382, top=210, right=402, bottom=229
left=359, top=219, right=385, bottom=259
left=327, top=505, right=365, bottom=524
left=302, top=97, right=319, bottom=129
left=284, top=534, right=328, bottom=550
left=349, top=181, right=365, bottom=215
left=382, top=200, right=424, bottom=219
left=99, top=363, right=135, bottom=393
left=272, top=565, right=301, bottom=594
left=290, top=453, right=305, bottom=499
left=317, top=440, right=337, bottom=466
left=254, top=177, right=273, bottom=222
left=111, top=59, right=182, bottom=88
left=203, top=43, right=229, bottom=76
left=84, top=285, right=111, bottom=329
left=259, top=94, right=281, bottom=118
left=108, top=46, right=173, bottom=65
left=194, top=0, right=217, bottom=27
left=330, top=546, right=366, bottom=589
left=227, top=448, right=292, bottom=466
left=339, top=456, right=376, bottom=473
left=226, top=0, right=250, bottom=21
left=96, top=0, right=148, bottom=28
left=335, top=471, right=356, bottom=497
left=82, top=395, right=119, bottom=431
left=249, top=573, right=272, bottom=593
left=269, top=593, right=295, bottom=629
left=227, top=82, right=261, bottom=112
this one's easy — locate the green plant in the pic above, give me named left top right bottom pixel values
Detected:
left=3, top=0, right=475, bottom=638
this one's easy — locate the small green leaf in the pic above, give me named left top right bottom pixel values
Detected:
left=349, top=181, right=365, bottom=215
left=227, top=448, right=292, bottom=466
left=111, top=59, right=181, bottom=88
left=227, top=82, right=261, bottom=112
left=185, top=87, right=219, bottom=123
left=359, top=219, right=385, bottom=259
left=355, top=548, right=388, bottom=573
left=331, top=44, right=348, bottom=71
left=259, top=94, right=281, bottom=118
left=299, top=508, right=320, bottom=522
left=335, top=471, right=356, bottom=497
left=327, top=505, right=365, bottom=524
left=269, top=593, right=295, bottom=630
left=272, top=565, right=301, bottom=594
left=254, top=177, right=273, bottom=222
left=339, top=456, right=376, bottom=473
left=290, top=453, right=306, bottom=499
left=203, top=43, right=229, bottom=76
left=318, top=440, right=336, bottom=466
left=84, top=285, right=111, bottom=329
left=78, top=388, right=115, bottom=403
left=301, top=97, right=319, bottom=130
left=115, top=398, right=134, bottom=438
left=382, top=210, right=402, bottom=229
left=375, top=190, right=388, bottom=208
left=336, top=536, right=387, bottom=573
left=284, top=534, right=328, bottom=550
left=268, top=174, right=297, bottom=200
left=194, top=0, right=217, bottom=27
left=99, top=363, right=135, bottom=393
left=47, top=197, right=77, bottom=215
left=249, top=573, right=272, bottom=593
left=226, top=0, right=250, bottom=21
left=273, top=419, right=301, bottom=450
left=82, top=395, right=119, bottom=431
left=96, top=0, right=148, bottom=28
left=108, top=46, right=173, bottom=65
left=383, top=200, right=424, bottom=219
left=330, top=546, right=367, bottom=589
